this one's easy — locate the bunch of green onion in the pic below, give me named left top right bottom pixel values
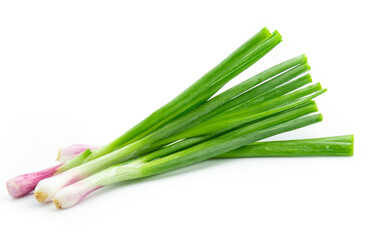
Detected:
left=6, top=28, right=353, bottom=209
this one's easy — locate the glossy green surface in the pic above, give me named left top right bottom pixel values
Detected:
left=216, top=135, right=354, bottom=157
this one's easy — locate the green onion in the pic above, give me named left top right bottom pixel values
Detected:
left=5, top=27, right=354, bottom=211
left=7, top=28, right=353, bottom=211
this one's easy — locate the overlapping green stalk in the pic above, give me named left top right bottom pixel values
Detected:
left=216, top=135, right=354, bottom=157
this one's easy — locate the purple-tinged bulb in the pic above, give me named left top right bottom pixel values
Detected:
left=57, top=144, right=98, bottom=162
left=7, top=164, right=62, bottom=198
left=34, top=169, right=87, bottom=202
left=53, top=181, right=102, bottom=209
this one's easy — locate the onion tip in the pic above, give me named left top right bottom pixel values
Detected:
left=34, top=191, right=48, bottom=202
left=53, top=199, right=62, bottom=209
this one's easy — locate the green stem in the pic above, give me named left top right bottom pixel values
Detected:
left=223, top=83, right=324, bottom=123
left=249, top=135, right=354, bottom=144
left=216, top=136, right=354, bottom=157
left=56, top=149, right=92, bottom=173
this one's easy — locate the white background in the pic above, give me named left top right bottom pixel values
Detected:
left=0, top=1, right=375, bottom=239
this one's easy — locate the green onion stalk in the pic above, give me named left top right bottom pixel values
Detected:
left=216, top=135, right=354, bottom=157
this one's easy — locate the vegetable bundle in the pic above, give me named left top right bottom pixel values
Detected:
left=6, top=28, right=353, bottom=209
